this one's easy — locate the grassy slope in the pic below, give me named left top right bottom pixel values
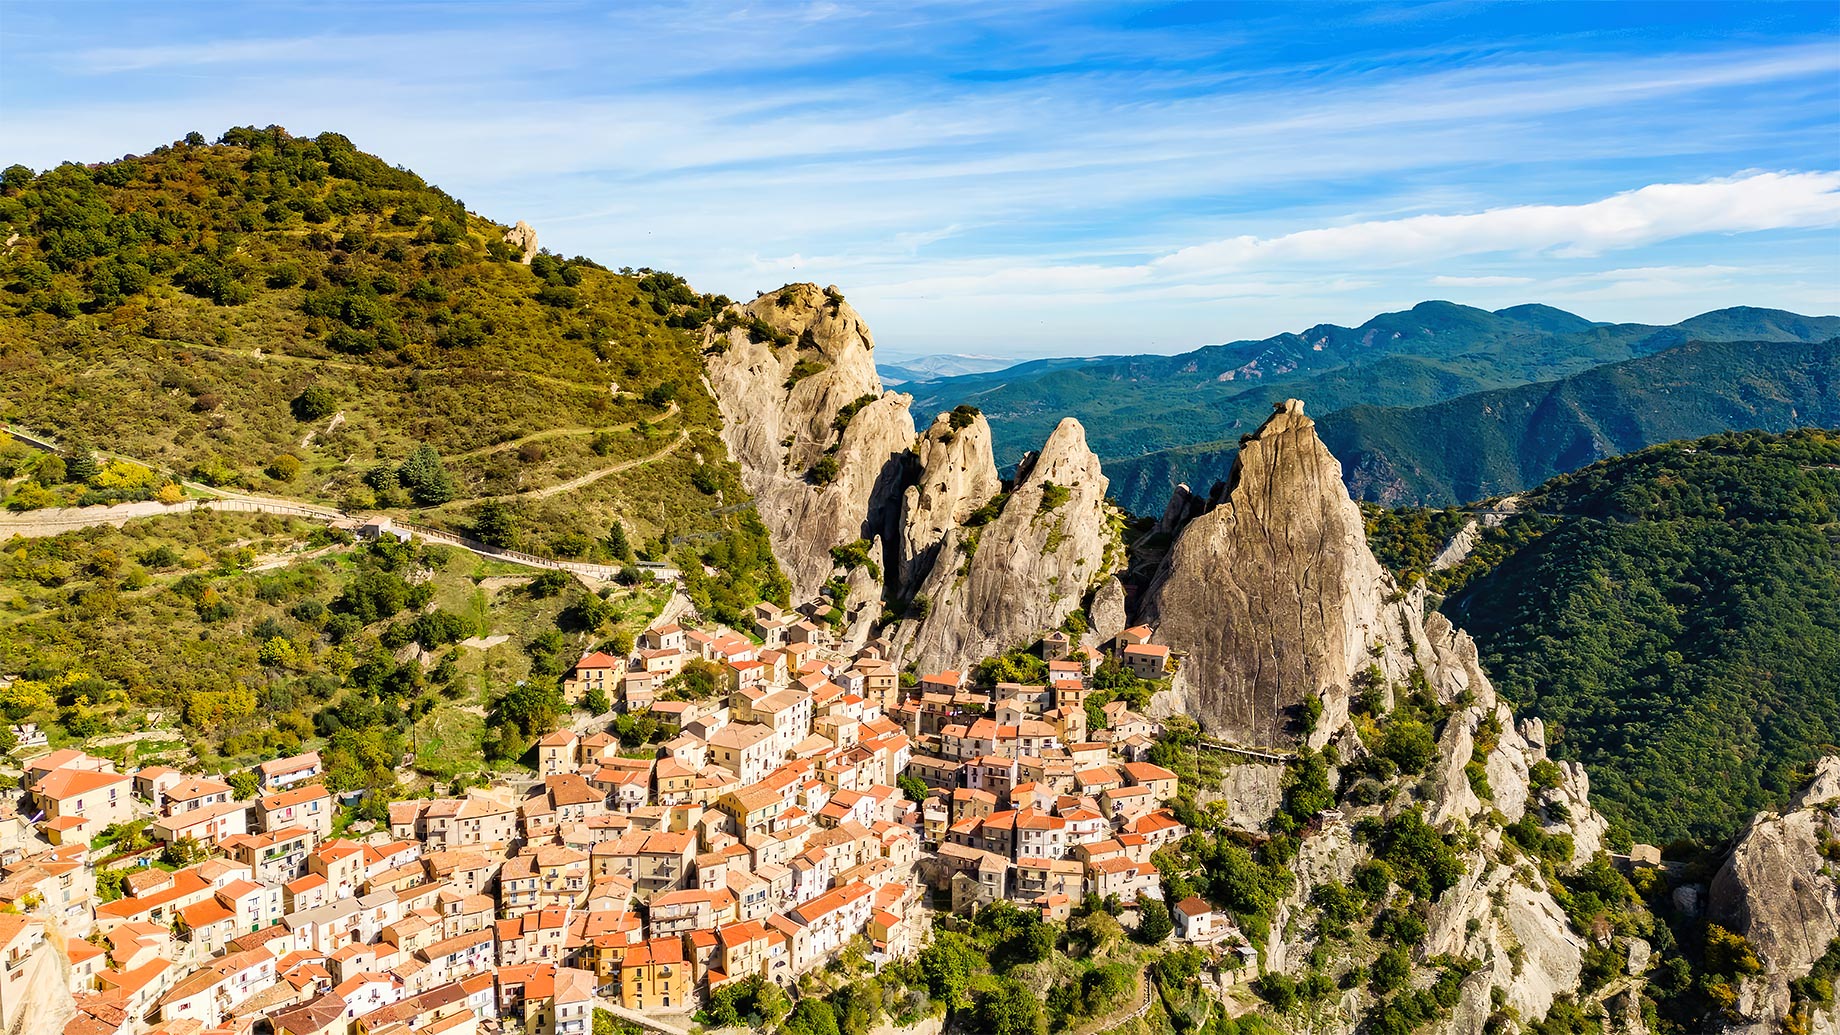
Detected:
left=1367, top=429, right=1840, bottom=843
left=0, top=127, right=787, bottom=780
left=0, top=128, right=749, bottom=561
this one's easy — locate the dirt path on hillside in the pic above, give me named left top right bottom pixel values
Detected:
left=445, top=401, right=679, bottom=461
left=427, top=428, right=691, bottom=509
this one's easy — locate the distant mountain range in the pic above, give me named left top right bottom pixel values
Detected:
left=1110, top=336, right=1840, bottom=510
left=899, top=303, right=1840, bottom=512
left=878, top=352, right=1016, bottom=384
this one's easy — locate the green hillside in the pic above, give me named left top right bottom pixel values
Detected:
left=1320, top=338, right=1840, bottom=504
left=910, top=301, right=1840, bottom=487
left=1367, top=429, right=1840, bottom=843
left=0, top=127, right=792, bottom=785
left=0, top=509, right=674, bottom=785
left=0, top=127, right=770, bottom=574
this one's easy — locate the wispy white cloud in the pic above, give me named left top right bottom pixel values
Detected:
left=1432, top=275, right=1535, bottom=287
left=5, top=2, right=1838, bottom=353
left=1157, top=173, right=1840, bottom=273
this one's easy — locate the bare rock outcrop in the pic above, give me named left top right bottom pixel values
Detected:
left=898, top=411, right=1002, bottom=597
left=1197, top=761, right=1285, bottom=830
left=502, top=220, right=538, bottom=264
left=1088, top=575, right=1128, bottom=647
left=1156, top=482, right=1206, bottom=535
left=1141, top=400, right=1410, bottom=746
left=1425, top=695, right=1607, bottom=864
left=1709, top=756, right=1840, bottom=1034
left=836, top=545, right=886, bottom=653
left=1137, top=400, right=1577, bottom=766
left=894, top=418, right=1117, bottom=674
left=704, top=284, right=917, bottom=601
left=14, top=936, right=77, bottom=1035
left=1426, top=851, right=1588, bottom=1032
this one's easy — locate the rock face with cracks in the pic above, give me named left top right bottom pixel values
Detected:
left=893, top=417, right=1116, bottom=674
left=702, top=285, right=1121, bottom=670
left=1709, top=756, right=1840, bottom=1035
left=897, top=411, right=1003, bottom=598
left=703, top=284, right=916, bottom=603
left=1135, top=399, right=1621, bottom=1035
left=501, top=220, right=538, bottom=264
left=1143, top=399, right=1498, bottom=749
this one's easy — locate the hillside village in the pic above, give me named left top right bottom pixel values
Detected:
left=1, top=591, right=1211, bottom=1035
left=4, top=127, right=1829, bottom=1035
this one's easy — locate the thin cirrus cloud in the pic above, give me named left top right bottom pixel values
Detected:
left=1154, top=173, right=1840, bottom=274
left=1431, top=276, right=1536, bottom=288
left=860, top=173, right=1840, bottom=299
left=4, top=2, right=1839, bottom=353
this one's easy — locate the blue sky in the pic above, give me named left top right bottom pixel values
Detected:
left=3, top=2, right=1838, bottom=359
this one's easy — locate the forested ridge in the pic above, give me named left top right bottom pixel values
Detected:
left=0, top=127, right=789, bottom=793
left=0, top=125, right=779, bottom=581
left=1368, top=428, right=1840, bottom=843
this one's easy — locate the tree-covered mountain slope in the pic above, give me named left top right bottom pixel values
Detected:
left=908, top=301, right=1839, bottom=494
left=1365, top=428, right=1840, bottom=844
left=1114, top=337, right=1838, bottom=511
left=0, top=128, right=780, bottom=610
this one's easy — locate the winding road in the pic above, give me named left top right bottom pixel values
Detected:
left=425, top=427, right=692, bottom=509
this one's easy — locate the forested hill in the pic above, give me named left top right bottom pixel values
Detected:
left=0, top=127, right=784, bottom=617
left=0, top=127, right=794, bottom=782
left=1366, top=428, right=1840, bottom=844
left=1108, top=335, right=1837, bottom=512
left=1321, top=337, right=1836, bottom=505
left=909, top=301, right=1839, bottom=505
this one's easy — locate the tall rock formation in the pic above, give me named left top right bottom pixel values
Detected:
left=702, top=284, right=1122, bottom=669
left=1141, top=399, right=1410, bottom=746
left=898, top=411, right=1003, bottom=598
left=894, top=417, right=1118, bottom=674
left=1135, top=399, right=1619, bottom=1035
left=1709, top=757, right=1840, bottom=1035
left=703, top=284, right=917, bottom=602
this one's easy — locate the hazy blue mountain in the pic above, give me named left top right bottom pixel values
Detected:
left=902, top=303, right=1838, bottom=510
left=1109, top=336, right=1839, bottom=512
left=879, top=352, right=1019, bottom=384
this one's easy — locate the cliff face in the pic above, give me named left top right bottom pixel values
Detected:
left=703, top=285, right=1117, bottom=668
left=1709, top=757, right=1840, bottom=1035
left=1138, top=400, right=1551, bottom=754
left=1145, top=398, right=1619, bottom=1034
left=703, top=284, right=917, bottom=601
left=898, top=412, right=1003, bottom=598
left=1141, top=400, right=1407, bottom=746
left=894, top=417, right=1118, bottom=674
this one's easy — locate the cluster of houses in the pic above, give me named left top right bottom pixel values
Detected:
left=0, top=603, right=1233, bottom=1035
